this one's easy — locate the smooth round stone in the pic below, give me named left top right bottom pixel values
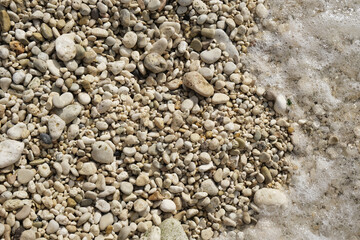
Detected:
left=118, top=226, right=131, bottom=240
left=200, top=48, right=221, bottom=64
left=15, top=205, right=31, bottom=220
left=150, top=38, right=168, bottom=55
left=33, top=59, right=47, bottom=73
left=40, top=23, right=53, bottom=39
left=56, top=104, right=82, bottom=124
left=144, top=53, right=167, bottom=73
left=39, top=133, right=52, bottom=144
left=256, top=3, right=269, bottom=18
left=181, top=99, right=194, bottom=111
left=0, top=47, right=9, bottom=59
left=254, top=188, right=288, bottom=208
left=7, top=123, right=28, bottom=140
left=160, top=199, right=176, bottom=212
left=78, top=92, right=91, bottom=105
left=48, top=114, right=66, bottom=140
left=259, top=152, right=271, bottom=162
left=201, top=179, right=218, bottom=196
left=183, top=71, right=214, bottom=97
left=178, top=0, right=192, bottom=6
left=46, top=220, right=59, bottom=234
left=135, top=173, right=150, bottom=186
left=134, top=199, right=148, bottom=212
left=212, top=93, right=229, bottom=104
left=91, top=141, right=114, bottom=164
left=20, top=230, right=36, bottom=240
left=96, top=199, right=111, bottom=212
left=53, top=92, right=74, bottom=108
left=199, top=152, right=211, bottom=163
left=204, top=120, right=215, bottom=130
left=17, top=169, right=36, bottom=184
left=79, top=162, right=97, bottom=175
left=99, top=213, right=114, bottom=230
left=224, top=62, right=237, bottom=75
left=38, top=163, right=51, bottom=177
left=123, top=32, right=137, bottom=49
left=120, top=182, right=133, bottom=195
left=0, top=140, right=24, bottom=168
left=55, top=34, right=76, bottom=62
left=12, top=70, right=25, bottom=84
left=147, top=0, right=161, bottom=11
left=123, top=147, right=136, bottom=157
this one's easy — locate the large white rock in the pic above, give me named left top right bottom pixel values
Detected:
left=254, top=188, right=288, bottom=208
left=0, top=140, right=24, bottom=168
left=55, top=34, right=76, bottom=62
left=7, top=123, right=27, bottom=140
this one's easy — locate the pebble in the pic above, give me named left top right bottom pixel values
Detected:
left=79, top=162, right=97, bottom=175
left=56, top=104, right=82, bottom=124
left=39, top=133, right=52, bottom=144
left=78, top=92, right=91, bottom=105
left=160, top=199, right=176, bottom=212
left=214, top=29, right=240, bottom=63
left=144, top=53, right=167, bottom=73
left=55, top=34, right=77, bottom=62
left=134, top=199, right=148, bottom=212
left=7, top=123, right=28, bottom=140
left=13, top=70, right=26, bottom=84
left=150, top=38, right=168, bottom=55
left=201, top=179, right=218, bottom=196
left=0, top=47, right=9, bottom=59
left=256, top=3, right=269, bottom=18
left=33, top=59, right=47, bottom=73
left=46, top=220, right=59, bottom=234
left=147, top=226, right=161, bottom=240
left=41, top=23, right=53, bottom=39
left=48, top=114, right=66, bottom=140
left=53, top=92, right=74, bottom=108
left=200, top=48, right=222, bottom=64
left=91, top=141, right=114, bottom=164
left=20, top=230, right=36, bottom=240
left=123, top=32, right=137, bottom=48
left=254, top=188, right=288, bottom=208
left=160, top=218, right=188, bottom=240
left=120, top=182, right=133, bottom=195
left=136, top=173, right=150, bottom=186
left=183, top=71, right=214, bottom=97
left=96, top=199, right=111, bottom=212
left=212, top=93, right=229, bottom=104
left=0, top=140, right=24, bottom=168
left=3, top=199, right=24, bottom=211
left=118, top=226, right=131, bottom=240
left=274, top=94, right=287, bottom=114
left=17, top=169, right=36, bottom=184
left=0, top=10, right=11, bottom=32
left=224, top=62, right=237, bottom=75
left=201, top=228, right=214, bottom=240
left=147, top=0, right=161, bottom=11
left=192, top=0, right=208, bottom=14
left=15, top=205, right=31, bottom=220
left=99, top=213, right=114, bottom=230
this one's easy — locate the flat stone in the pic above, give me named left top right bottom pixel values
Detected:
left=91, top=28, right=109, bottom=38
left=0, top=10, right=11, bottom=32
left=46, top=220, right=59, bottom=234
left=0, top=140, right=24, bottom=168
left=33, top=59, right=47, bottom=73
left=96, top=199, right=111, bottom=212
left=118, top=226, right=131, bottom=240
left=212, top=93, right=229, bottom=104
left=56, top=104, right=82, bottom=124
left=108, top=61, right=125, bottom=75
left=48, top=114, right=66, bottom=141
left=201, top=179, right=218, bottom=196
left=55, top=34, right=76, bottom=62
left=79, top=162, right=97, bottom=175
left=17, top=169, right=36, bottom=184
left=160, top=199, right=176, bottom=213
left=91, top=141, right=114, bottom=164
left=160, top=218, right=188, bottom=240
left=46, top=59, right=61, bottom=77
left=15, top=205, right=31, bottom=220
left=183, top=71, right=214, bottom=97
left=200, top=48, right=221, bottom=64
left=254, top=188, right=288, bottom=208
left=99, top=213, right=113, bottom=230
left=40, top=23, right=53, bottom=39
left=144, top=53, right=167, bottom=73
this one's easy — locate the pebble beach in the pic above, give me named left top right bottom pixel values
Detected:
left=0, top=0, right=358, bottom=239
